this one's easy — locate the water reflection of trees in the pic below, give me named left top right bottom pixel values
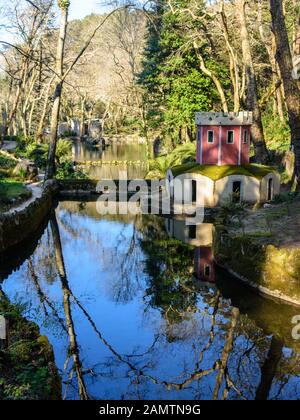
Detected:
left=17, top=209, right=300, bottom=400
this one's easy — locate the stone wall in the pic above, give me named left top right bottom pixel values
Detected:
left=0, top=181, right=58, bottom=257
left=214, top=227, right=300, bottom=306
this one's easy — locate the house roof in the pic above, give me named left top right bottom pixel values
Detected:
left=170, top=163, right=277, bottom=181
left=195, top=111, right=253, bottom=126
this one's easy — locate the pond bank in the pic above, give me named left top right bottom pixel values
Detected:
left=0, top=180, right=58, bottom=257
left=0, top=290, right=61, bottom=399
left=214, top=198, right=300, bottom=306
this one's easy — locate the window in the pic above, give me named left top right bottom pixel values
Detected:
left=204, top=265, right=211, bottom=277
left=189, top=225, right=197, bottom=240
left=232, top=181, right=242, bottom=203
left=227, top=130, right=234, bottom=144
left=192, top=180, right=197, bottom=203
left=243, top=130, right=248, bottom=144
left=268, top=178, right=273, bottom=201
left=207, top=130, right=214, bottom=143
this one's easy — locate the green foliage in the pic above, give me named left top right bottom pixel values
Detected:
left=55, top=139, right=72, bottom=164
left=147, top=142, right=196, bottom=178
left=139, top=0, right=228, bottom=142
left=58, top=0, right=70, bottom=10
left=55, top=161, right=87, bottom=180
left=0, top=153, right=16, bottom=178
left=262, top=113, right=290, bottom=151
left=15, top=138, right=72, bottom=169
left=0, top=296, right=61, bottom=400
left=271, top=191, right=300, bottom=204
left=140, top=216, right=197, bottom=328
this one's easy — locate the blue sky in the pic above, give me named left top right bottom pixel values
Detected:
left=69, top=0, right=105, bottom=20
left=0, top=0, right=108, bottom=44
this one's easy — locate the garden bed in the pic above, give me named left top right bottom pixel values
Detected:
left=0, top=180, right=32, bottom=212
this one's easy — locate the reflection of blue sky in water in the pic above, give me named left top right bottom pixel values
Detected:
left=2, top=202, right=300, bottom=400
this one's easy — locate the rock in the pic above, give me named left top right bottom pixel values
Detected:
left=263, top=203, right=273, bottom=209
left=13, top=160, right=38, bottom=181
left=88, top=120, right=102, bottom=140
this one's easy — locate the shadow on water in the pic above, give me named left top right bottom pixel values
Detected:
left=1, top=200, right=300, bottom=400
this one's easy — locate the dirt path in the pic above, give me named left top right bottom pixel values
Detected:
left=229, top=199, right=300, bottom=248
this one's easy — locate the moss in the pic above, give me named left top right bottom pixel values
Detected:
left=214, top=229, right=300, bottom=303
left=0, top=296, right=61, bottom=400
left=170, top=163, right=277, bottom=180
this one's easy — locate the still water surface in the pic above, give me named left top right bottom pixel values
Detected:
left=72, top=141, right=149, bottom=179
left=2, top=201, right=300, bottom=400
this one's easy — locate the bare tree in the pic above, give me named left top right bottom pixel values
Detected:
left=270, top=0, right=300, bottom=188
left=235, top=0, right=269, bottom=163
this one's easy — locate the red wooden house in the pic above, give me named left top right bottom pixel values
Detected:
left=196, top=111, right=252, bottom=165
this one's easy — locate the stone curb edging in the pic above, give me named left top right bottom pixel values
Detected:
left=215, top=258, right=300, bottom=307
left=0, top=180, right=58, bottom=256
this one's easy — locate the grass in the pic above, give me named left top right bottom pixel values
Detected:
left=0, top=152, right=17, bottom=178
left=0, top=179, right=31, bottom=212
left=170, top=163, right=277, bottom=180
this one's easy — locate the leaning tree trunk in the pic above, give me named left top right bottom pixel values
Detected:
left=270, top=0, right=300, bottom=189
left=45, top=2, right=69, bottom=180
left=255, top=336, right=283, bottom=401
left=236, top=0, right=269, bottom=164
left=219, top=0, right=240, bottom=112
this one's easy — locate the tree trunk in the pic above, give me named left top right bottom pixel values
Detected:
left=270, top=0, right=300, bottom=188
left=236, top=0, right=269, bottom=163
left=45, top=3, right=69, bottom=180
left=255, top=336, right=283, bottom=400
left=193, top=40, right=229, bottom=113
left=218, top=0, right=240, bottom=112
left=36, top=76, right=55, bottom=142
left=80, top=95, right=86, bottom=137
left=213, top=307, right=239, bottom=400
left=50, top=212, right=89, bottom=400
left=258, top=0, right=285, bottom=122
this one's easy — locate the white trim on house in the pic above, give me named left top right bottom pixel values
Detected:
left=195, top=111, right=253, bottom=126
left=238, top=126, right=242, bottom=165
left=218, top=126, right=222, bottom=166
left=200, top=126, right=203, bottom=164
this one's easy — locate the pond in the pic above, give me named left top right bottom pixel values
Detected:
left=72, top=141, right=149, bottom=179
left=1, top=201, right=300, bottom=400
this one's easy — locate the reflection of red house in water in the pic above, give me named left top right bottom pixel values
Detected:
left=194, top=247, right=216, bottom=283
left=196, top=112, right=252, bottom=165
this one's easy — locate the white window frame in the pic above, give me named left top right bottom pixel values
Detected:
left=243, top=129, right=248, bottom=144
left=207, top=130, right=214, bottom=144
left=227, top=130, right=235, bottom=144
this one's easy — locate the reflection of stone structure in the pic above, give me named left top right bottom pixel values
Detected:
left=194, top=246, right=215, bottom=283
left=58, top=122, right=69, bottom=136
left=165, top=218, right=215, bottom=282
left=71, top=119, right=81, bottom=136
left=166, top=112, right=280, bottom=207
left=88, top=120, right=102, bottom=140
